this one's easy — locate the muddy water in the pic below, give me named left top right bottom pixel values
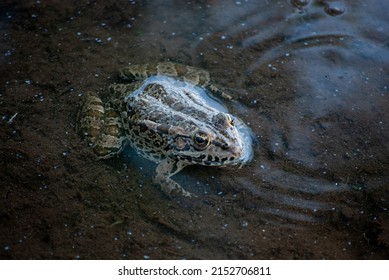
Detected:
left=0, top=0, right=388, bottom=259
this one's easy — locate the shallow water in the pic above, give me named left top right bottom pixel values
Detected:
left=0, top=0, right=388, bottom=259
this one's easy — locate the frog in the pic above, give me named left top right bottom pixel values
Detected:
left=77, top=62, right=253, bottom=197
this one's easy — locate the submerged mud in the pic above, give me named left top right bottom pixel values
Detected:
left=0, top=0, right=388, bottom=259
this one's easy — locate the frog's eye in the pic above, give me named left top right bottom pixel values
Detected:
left=192, top=130, right=211, bottom=150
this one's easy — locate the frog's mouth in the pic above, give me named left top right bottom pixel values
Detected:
left=171, top=140, right=245, bottom=167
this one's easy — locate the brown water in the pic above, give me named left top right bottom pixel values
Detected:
left=0, top=0, right=388, bottom=259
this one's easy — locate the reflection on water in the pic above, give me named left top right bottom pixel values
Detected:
left=130, top=0, right=388, bottom=225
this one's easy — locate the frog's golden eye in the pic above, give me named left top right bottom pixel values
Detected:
left=192, top=130, right=211, bottom=150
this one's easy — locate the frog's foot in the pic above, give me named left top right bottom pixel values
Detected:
left=158, top=177, right=194, bottom=198
left=155, top=159, right=195, bottom=197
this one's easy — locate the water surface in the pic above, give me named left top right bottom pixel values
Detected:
left=0, top=0, right=388, bottom=259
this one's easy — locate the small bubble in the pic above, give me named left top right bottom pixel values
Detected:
left=143, top=255, right=150, bottom=259
left=324, top=2, right=346, bottom=16
left=290, top=0, right=310, bottom=8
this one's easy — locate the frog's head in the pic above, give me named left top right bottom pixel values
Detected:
left=171, top=112, right=253, bottom=167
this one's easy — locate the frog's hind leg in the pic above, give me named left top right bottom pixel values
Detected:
left=77, top=92, right=105, bottom=145
left=93, top=100, right=127, bottom=159
left=155, top=159, right=194, bottom=197
left=78, top=92, right=126, bottom=159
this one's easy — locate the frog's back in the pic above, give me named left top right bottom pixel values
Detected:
left=124, top=80, right=248, bottom=167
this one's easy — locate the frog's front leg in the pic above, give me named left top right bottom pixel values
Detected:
left=155, top=159, right=193, bottom=197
